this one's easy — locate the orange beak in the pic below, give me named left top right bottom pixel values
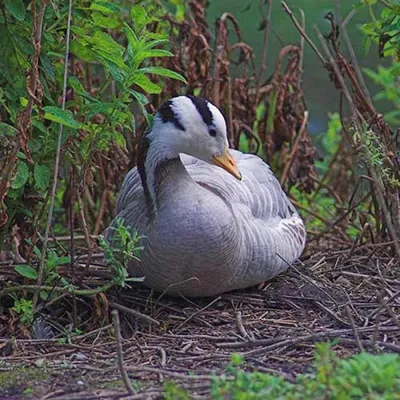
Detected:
left=212, top=147, right=242, bottom=180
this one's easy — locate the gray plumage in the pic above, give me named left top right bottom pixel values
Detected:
left=106, top=96, right=306, bottom=297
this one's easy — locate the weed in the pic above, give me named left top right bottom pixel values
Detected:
left=99, top=217, right=144, bottom=287
left=12, top=297, right=34, bottom=325
left=164, top=343, right=400, bottom=399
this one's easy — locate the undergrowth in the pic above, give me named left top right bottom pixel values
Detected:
left=164, top=343, right=400, bottom=400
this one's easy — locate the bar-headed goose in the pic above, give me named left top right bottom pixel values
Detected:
left=106, top=95, right=306, bottom=297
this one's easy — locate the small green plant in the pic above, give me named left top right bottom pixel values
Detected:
left=353, top=124, right=400, bottom=189
left=13, top=246, right=71, bottom=300
left=98, top=217, right=144, bottom=287
left=358, top=0, right=400, bottom=125
left=164, top=343, right=400, bottom=399
left=164, top=381, right=192, bottom=400
left=364, top=63, right=400, bottom=125
left=12, top=297, right=34, bottom=325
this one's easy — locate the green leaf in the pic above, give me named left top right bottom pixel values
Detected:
left=4, top=0, right=26, bottom=21
left=40, top=56, right=55, bottom=81
left=134, top=49, right=173, bottom=65
left=114, top=131, right=126, bottom=148
left=70, top=41, right=97, bottom=63
left=34, top=164, right=51, bottom=191
left=12, top=161, right=29, bottom=189
left=131, top=73, right=161, bottom=94
left=87, top=31, right=126, bottom=68
left=123, top=22, right=139, bottom=45
left=14, top=265, right=38, bottom=280
left=92, top=12, right=120, bottom=29
left=129, top=90, right=149, bottom=105
left=143, top=39, right=169, bottom=51
left=131, top=5, right=148, bottom=30
left=90, top=1, right=121, bottom=14
left=69, top=77, right=97, bottom=102
left=101, top=60, right=128, bottom=84
left=43, top=106, right=81, bottom=129
left=0, top=122, right=18, bottom=136
left=138, top=67, right=186, bottom=83
left=56, top=256, right=71, bottom=265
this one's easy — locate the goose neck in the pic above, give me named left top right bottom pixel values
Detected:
left=137, top=133, right=191, bottom=220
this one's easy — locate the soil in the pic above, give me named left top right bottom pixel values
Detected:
left=1, top=245, right=400, bottom=399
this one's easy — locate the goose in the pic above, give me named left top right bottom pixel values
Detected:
left=106, top=95, right=306, bottom=297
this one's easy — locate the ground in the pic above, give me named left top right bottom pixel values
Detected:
left=1, top=244, right=400, bottom=399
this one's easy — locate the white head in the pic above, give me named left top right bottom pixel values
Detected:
left=147, top=95, right=241, bottom=180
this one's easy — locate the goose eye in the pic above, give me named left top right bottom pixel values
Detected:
left=209, top=128, right=217, bottom=137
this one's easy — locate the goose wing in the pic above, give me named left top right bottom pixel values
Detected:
left=181, top=150, right=306, bottom=274
left=112, top=150, right=306, bottom=274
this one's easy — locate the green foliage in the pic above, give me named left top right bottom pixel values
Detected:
left=99, top=218, right=144, bottom=287
left=14, top=264, right=38, bottom=280
left=315, top=112, right=342, bottom=173
left=12, top=297, right=34, bottom=325
left=291, top=113, right=344, bottom=234
left=164, top=344, right=400, bottom=399
left=357, top=0, right=400, bottom=59
left=358, top=1, right=400, bottom=125
left=0, top=0, right=185, bottom=242
left=352, top=123, right=400, bottom=189
left=164, top=382, right=192, bottom=400
left=364, top=63, right=400, bottom=124
left=1, top=0, right=184, bottom=322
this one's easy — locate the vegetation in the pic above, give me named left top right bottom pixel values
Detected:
left=164, top=343, right=400, bottom=399
left=0, top=0, right=184, bottom=315
left=0, top=0, right=399, bottom=398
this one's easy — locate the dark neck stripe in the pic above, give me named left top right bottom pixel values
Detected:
left=137, top=129, right=155, bottom=222
left=157, top=100, right=185, bottom=131
left=186, top=95, right=213, bottom=126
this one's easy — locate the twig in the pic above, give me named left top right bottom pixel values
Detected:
left=242, top=327, right=400, bottom=357
left=334, top=0, right=372, bottom=105
left=35, top=0, right=73, bottom=307
left=345, top=305, right=364, bottom=352
left=314, top=301, right=350, bottom=328
left=297, top=7, right=305, bottom=88
left=255, top=0, right=273, bottom=101
left=176, top=296, right=221, bottom=330
left=280, top=110, right=308, bottom=186
left=348, top=223, right=369, bottom=259
left=226, top=76, right=234, bottom=144
left=281, top=1, right=326, bottom=65
left=0, top=282, right=114, bottom=299
left=68, top=166, right=77, bottom=326
left=235, top=311, right=249, bottom=339
left=314, top=26, right=400, bottom=259
left=109, top=301, right=160, bottom=326
left=277, top=253, right=339, bottom=307
left=126, top=366, right=223, bottom=381
left=379, top=297, right=400, bottom=331
left=112, top=310, right=135, bottom=395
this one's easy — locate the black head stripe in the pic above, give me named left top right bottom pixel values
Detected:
left=186, top=95, right=213, bottom=126
left=157, top=100, right=185, bottom=131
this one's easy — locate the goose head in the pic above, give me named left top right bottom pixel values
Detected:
left=148, top=95, right=242, bottom=180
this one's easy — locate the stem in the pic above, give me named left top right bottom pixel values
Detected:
left=281, top=1, right=326, bottom=66
left=377, top=0, right=394, bottom=9
left=112, top=310, right=135, bottom=394
left=34, top=0, right=73, bottom=307
left=334, top=0, right=373, bottom=106
left=0, top=282, right=115, bottom=299
left=255, top=0, right=273, bottom=102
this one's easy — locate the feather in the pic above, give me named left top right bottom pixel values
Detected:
left=108, top=149, right=306, bottom=297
